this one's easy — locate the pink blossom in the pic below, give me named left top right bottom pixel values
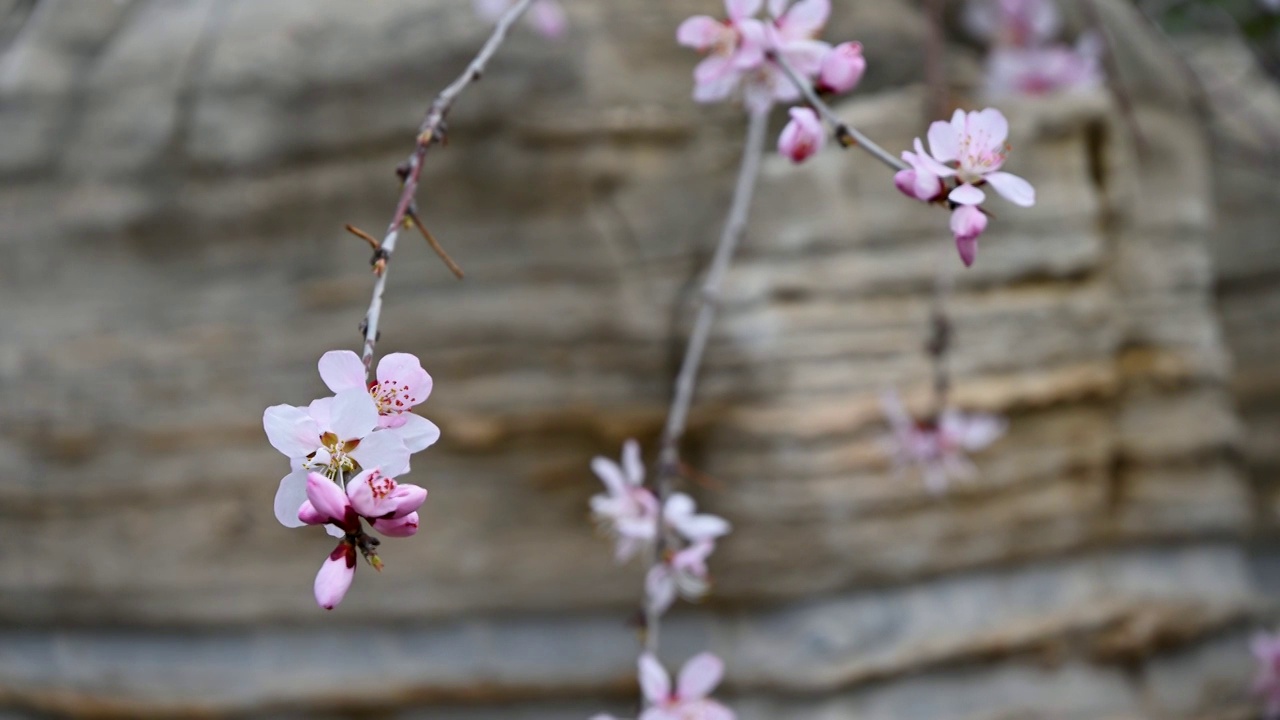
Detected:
left=741, top=0, right=833, bottom=111
left=318, top=350, right=440, bottom=452
left=1254, top=631, right=1280, bottom=719
left=894, top=138, right=945, bottom=202
left=590, top=440, right=660, bottom=562
left=964, top=0, right=1060, bottom=48
left=985, top=38, right=1102, bottom=98
left=777, top=107, right=825, bottom=163
left=638, top=653, right=735, bottom=720
left=295, top=470, right=428, bottom=609
left=664, top=492, right=731, bottom=543
left=817, top=41, right=865, bottom=94
left=474, top=0, right=568, bottom=39
left=916, top=108, right=1036, bottom=209
left=676, top=0, right=768, bottom=105
left=646, top=540, right=715, bottom=615
left=265, top=389, right=412, bottom=529
left=881, top=390, right=1007, bottom=494
left=950, top=205, right=989, bottom=267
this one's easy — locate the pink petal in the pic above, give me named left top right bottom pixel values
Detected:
left=951, top=206, right=987, bottom=267
left=695, top=54, right=736, bottom=85
left=818, top=41, right=865, bottom=94
left=677, top=652, right=724, bottom=701
left=724, top=0, right=762, bottom=21
left=734, top=19, right=767, bottom=68
left=913, top=137, right=956, bottom=178
left=592, top=456, right=628, bottom=496
left=314, top=542, right=357, bottom=610
left=622, top=439, right=645, bottom=486
left=372, top=511, right=420, bottom=537
left=305, top=472, right=353, bottom=523
left=317, top=350, right=366, bottom=395
left=780, top=38, right=830, bottom=76
left=376, top=352, right=433, bottom=407
left=274, top=469, right=311, bottom=528
left=677, top=16, right=723, bottom=49
left=638, top=653, right=671, bottom=704
left=767, top=0, right=788, bottom=18
left=297, top=500, right=327, bottom=526
left=776, top=0, right=829, bottom=39
left=986, top=171, right=1035, bottom=207
left=263, top=405, right=320, bottom=459
left=348, top=430, right=411, bottom=478
left=777, top=107, right=824, bottom=163
left=700, top=701, right=737, bottom=720
left=645, top=564, right=677, bottom=616
left=328, top=388, right=379, bottom=441
left=968, top=108, right=1009, bottom=151
left=346, top=468, right=424, bottom=519
left=927, top=117, right=960, bottom=163
left=948, top=182, right=986, bottom=206
left=389, top=413, right=441, bottom=454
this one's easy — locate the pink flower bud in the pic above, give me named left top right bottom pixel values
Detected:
left=314, top=542, right=357, bottom=610
left=372, top=512, right=420, bottom=538
left=950, top=205, right=989, bottom=267
left=304, top=472, right=356, bottom=530
left=818, top=42, right=866, bottom=94
left=777, top=107, right=825, bottom=164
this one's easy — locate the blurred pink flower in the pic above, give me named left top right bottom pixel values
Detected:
left=881, top=390, right=1007, bottom=494
left=646, top=540, right=715, bottom=615
left=964, top=0, right=1060, bottom=48
left=591, top=440, right=660, bottom=562
left=1254, top=631, right=1280, bottom=718
left=894, top=138, right=946, bottom=202
left=985, top=37, right=1102, bottom=98
left=474, top=0, right=568, bottom=39
left=742, top=0, right=832, bottom=111
left=950, top=205, right=989, bottom=267
left=664, top=492, right=731, bottom=543
left=917, top=108, right=1036, bottom=209
left=318, top=350, right=440, bottom=452
left=817, top=41, right=866, bottom=94
left=676, top=0, right=768, bottom=105
left=778, top=107, right=825, bottom=163
left=639, top=652, right=735, bottom=720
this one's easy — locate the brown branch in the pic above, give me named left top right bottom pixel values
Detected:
left=406, top=206, right=465, bottom=280
left=358, top=0, right=534, bottom=373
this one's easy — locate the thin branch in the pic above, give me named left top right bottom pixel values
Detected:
left=924, top=0, right=949, bottom=121
left=770, top=51, right=908, bottom=172
left=643, top=107, right=769, bottom=659
left=406, top=206, right=466, bottom=279
left=359, top=0, right=533, bottom=373
left=926, top=241, right=956, bottom=418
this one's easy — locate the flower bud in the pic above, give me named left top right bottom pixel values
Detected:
left=777, top=107, right=825, bottom=164
left=818, top=42, right=866, bottom=94
left=950, top=205, right=989, bottom=267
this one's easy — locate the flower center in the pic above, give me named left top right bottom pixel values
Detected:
left=369, top=380, right=417, bottom=415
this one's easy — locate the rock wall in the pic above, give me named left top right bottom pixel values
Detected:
left=0, top=0, right=1267, bottom=718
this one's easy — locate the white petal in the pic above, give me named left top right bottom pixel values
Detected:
left=677, top=653, right=724, bottom=700
left=725, top=0, right=762, bottom=21
left=350, top=430, right=411, bottom=477
left=986, top=171, right=1036, bottom=207
left=317, top=350, right=366, bottom=394
left=329, top=388, right=379, bottom=441
left=390, top=413, right=441, bottom=454
left=638, top=653, right=671, bottom=704
left=622, top=439, right=644, bottom=486
left=948, top=182, right=986, bottom=206
left=273, top=470, right=310, bottom=527
left=592, top=456, right=628, bottom=496
left=264, top=405, right=320, bottom=459
left=664, top=492, right=696, bottom=522
left=928, top=118, right=959, bottom=163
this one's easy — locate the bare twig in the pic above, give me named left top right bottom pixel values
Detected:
left=769, top=51, right=908, bottom=172
left=643, top=107, right=769, bottom=660
left=924, top=0, right=949, bottom=121
left=406, top=206, right=466, bottom=279
left=359, top=0, right=533, bottom=373
left=345, top=224, right=381, bottom=251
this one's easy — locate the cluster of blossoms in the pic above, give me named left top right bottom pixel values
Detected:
left=589, top=440, right=731, bottom=615
left=676, top=0, right=866, bottom=163
left=881, top=390, right=1006, bottom=495
left=965, top=0, right=1102, bottom=97
left=474, top=0, right=566, bottom=40
left=592, top=653, right=735, bottom=720
left=894, top=107, right=1036, bottom=266
left=263, top=351, right=439, bottom=609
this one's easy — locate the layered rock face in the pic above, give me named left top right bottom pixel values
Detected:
left=0, top=0, right=1267, bottom=718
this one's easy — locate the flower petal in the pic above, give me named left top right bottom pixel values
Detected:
left=305, top=472, right=352, bottom=523
left=264, top=405, right=320, bottom=459
left=315, top=542, right=356, bottom=610
left=777, top=0, right=829, bottom=39
left=638, top=653, right=671, bottom=704
left=390, top=413, right=441, bottom=454
left=969, top=107, right=1009, bottom=151
left=677, top=652, right=724, bottom=701
left=948, top=182, right=986, bottom=206
left=592, top=456, right=628, bottom=497
left=376, top=352, right=433, bottom=406
left=372, top=511, right=420, bottom=537
left=725, top=0, right=762, bottom=21
left=349, top=430, right=411, bottom=478
left=274, top=469, right=311, bottom=528
left=676, top=15, right=723, bottom=49
left=318, top=350, right=366, bottom=394
left=986, top=171, right=1036, bottom=207
left=928, top=117, right=960, bottom=163
left=646, top=564, right=677, bottom=616
left=328, top=388, right=380, bottom=441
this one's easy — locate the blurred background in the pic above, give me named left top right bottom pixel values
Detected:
left=1, top=0, right=1278, bottom=717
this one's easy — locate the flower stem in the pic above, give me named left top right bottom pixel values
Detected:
left=358, top=0, right=535, bottom=376
left=644, top=106, right=769, bottom=661
left=769, top=51, right=908, bottom=172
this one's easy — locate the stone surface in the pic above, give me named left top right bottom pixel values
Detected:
left=0, top=0, right=1270, bottom=718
